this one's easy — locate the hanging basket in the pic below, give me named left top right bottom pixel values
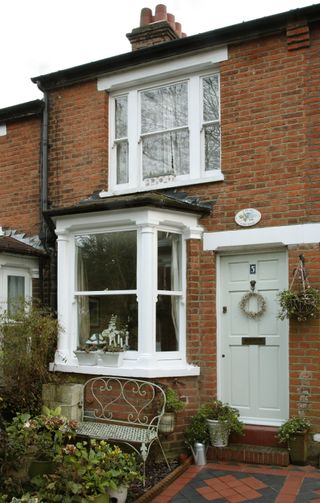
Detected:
left=278, top=256, right=320, bottom=322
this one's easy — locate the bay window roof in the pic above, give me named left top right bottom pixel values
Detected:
left=44, top=190, right=214, bottom=221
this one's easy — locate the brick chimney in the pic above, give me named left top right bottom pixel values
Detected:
left=127, top=4, right=186, bottom=51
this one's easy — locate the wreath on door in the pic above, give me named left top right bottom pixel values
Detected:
left=239, top=282, right=267, bottom=320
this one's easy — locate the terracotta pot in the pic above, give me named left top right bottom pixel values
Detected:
left=288, top=431, right=309, bottom=465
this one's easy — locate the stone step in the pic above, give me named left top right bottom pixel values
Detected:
left=230, top=425, right=280, bottom=448
left=207, top=443, right=289, bottom=466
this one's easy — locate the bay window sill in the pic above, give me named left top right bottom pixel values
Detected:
left=49, top=361, right=200, bottom=378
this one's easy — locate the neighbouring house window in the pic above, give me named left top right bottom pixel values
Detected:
left=109, top=72, right=220, bottom=192
left=7, top=275, right=25, bottom=316
left=0, top=262, right=35, bottom=316
left=55, top=208, right=203, bottom=376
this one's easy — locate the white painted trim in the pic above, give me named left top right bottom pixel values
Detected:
left=99, top=172, right=224, bottom=197
left=0, top=124, right=7, bottom=137
left=97, top=48, right=228, bottom=92
left=204, top=223, right=320, bottom=251
left=50, top=362, right=200, bottom=378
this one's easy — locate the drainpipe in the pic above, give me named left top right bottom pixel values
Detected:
left=37, top=84, right=57, bottom=311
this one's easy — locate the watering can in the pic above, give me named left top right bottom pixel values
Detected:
left=191, top=442, right=207, bottom=465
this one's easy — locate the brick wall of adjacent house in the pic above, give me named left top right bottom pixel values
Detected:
left=0, top=117, right=41, bottom=236
left=44, top=19, right=320, bottom=445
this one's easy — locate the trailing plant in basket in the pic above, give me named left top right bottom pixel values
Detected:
left=164, top=388, right=186, bottom=413
left=278, top=288, right=320, bottom=322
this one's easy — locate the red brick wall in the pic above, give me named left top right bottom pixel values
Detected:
left=0, top=117, right=41, bottom=236
left=48, top=81, right=108, bottom=208
left=183, top=25, right=320, bottom=429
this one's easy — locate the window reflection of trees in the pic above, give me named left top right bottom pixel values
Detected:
left=141, top=82, right=189, bottom=178
left=202, top=75, right=220, bottom=171
left=75, top=232, right=138, bottom=349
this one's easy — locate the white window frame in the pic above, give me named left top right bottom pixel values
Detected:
left=98, top=48, right=228, bottom=197
left=53, top=207, right=203, bottom=377
left=0, top=254, right=38, bottom=314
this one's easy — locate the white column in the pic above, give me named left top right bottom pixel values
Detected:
left=136, top=224, right=157, bottom=367
left=55, top=229, right=73, bottom=364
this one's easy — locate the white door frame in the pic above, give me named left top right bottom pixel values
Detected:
left=216, top=248, right=289, bottom=425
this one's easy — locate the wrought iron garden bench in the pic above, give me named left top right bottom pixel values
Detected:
left=76, top=376, right=170, bottom=480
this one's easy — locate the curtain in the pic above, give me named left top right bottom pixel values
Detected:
left=170, top=236, right=180, bottom=346
left=77, top=253, right=90, bottom=345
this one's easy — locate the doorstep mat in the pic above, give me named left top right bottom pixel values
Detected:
left=166, top=463, right=320, bottom=503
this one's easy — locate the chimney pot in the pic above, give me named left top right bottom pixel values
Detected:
left=175, top=22, right=181, bottom=37
left=155, top=4, right=167, bottom=21
left=167, top=13, right=175, bottom=30
left=127, top=4, right=186, bottom=50
left=140, top=7, right=153, bottom=26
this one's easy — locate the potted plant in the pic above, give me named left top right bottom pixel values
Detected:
left=30, top=439, right=110, bottom=502
left=33, top=439, right=140, bottom=503
left=87, top=314, right=128, bottom=366
left=200, top=400, right=243, bottom=447
left=159, top=387, right=186, bottom=434
left=5, top=407, right=78, bottom=478
left=102, top=444, right=142, bottom=503
left=184, top=410, right=210, bottom=465
left=277, top=416, right=311, bottom=465
left=74, top=341, right=99, bottom=366
left=278, top=287, right=320, bottom=322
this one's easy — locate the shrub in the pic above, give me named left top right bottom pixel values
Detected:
left=0, top=302, right=58, bottom=417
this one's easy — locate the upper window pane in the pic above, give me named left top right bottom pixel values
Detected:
left=115, top=95, right=128, bottom=138
left=141, top=82, right=188, bottom=133
left=202, top=75, right=219, bottom=122
left=76, top=231, right=136, bottom=291
left=158, top=232, right=182, bottom=291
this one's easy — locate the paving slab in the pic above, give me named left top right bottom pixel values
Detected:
left=151, top=462, right=320, bottom=503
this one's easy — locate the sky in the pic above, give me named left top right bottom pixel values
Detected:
left=1, top=0, right=316, bottom=109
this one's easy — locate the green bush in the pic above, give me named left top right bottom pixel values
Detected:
left=0, top=303, right=58, bottom=417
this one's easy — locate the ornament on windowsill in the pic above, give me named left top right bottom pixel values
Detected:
left=239, top=281, right=266, bottom=320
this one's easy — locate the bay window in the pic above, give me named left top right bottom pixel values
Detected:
left=54, top=207, right=203, bottom=377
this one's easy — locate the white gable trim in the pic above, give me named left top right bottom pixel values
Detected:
left=204, top=223, right=320, bottom=251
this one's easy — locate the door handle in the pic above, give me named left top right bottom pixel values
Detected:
left=222, top=354, right=225, bottom=358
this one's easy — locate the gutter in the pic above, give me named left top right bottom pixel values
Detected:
left=36, top=83, right=57, bottom=310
